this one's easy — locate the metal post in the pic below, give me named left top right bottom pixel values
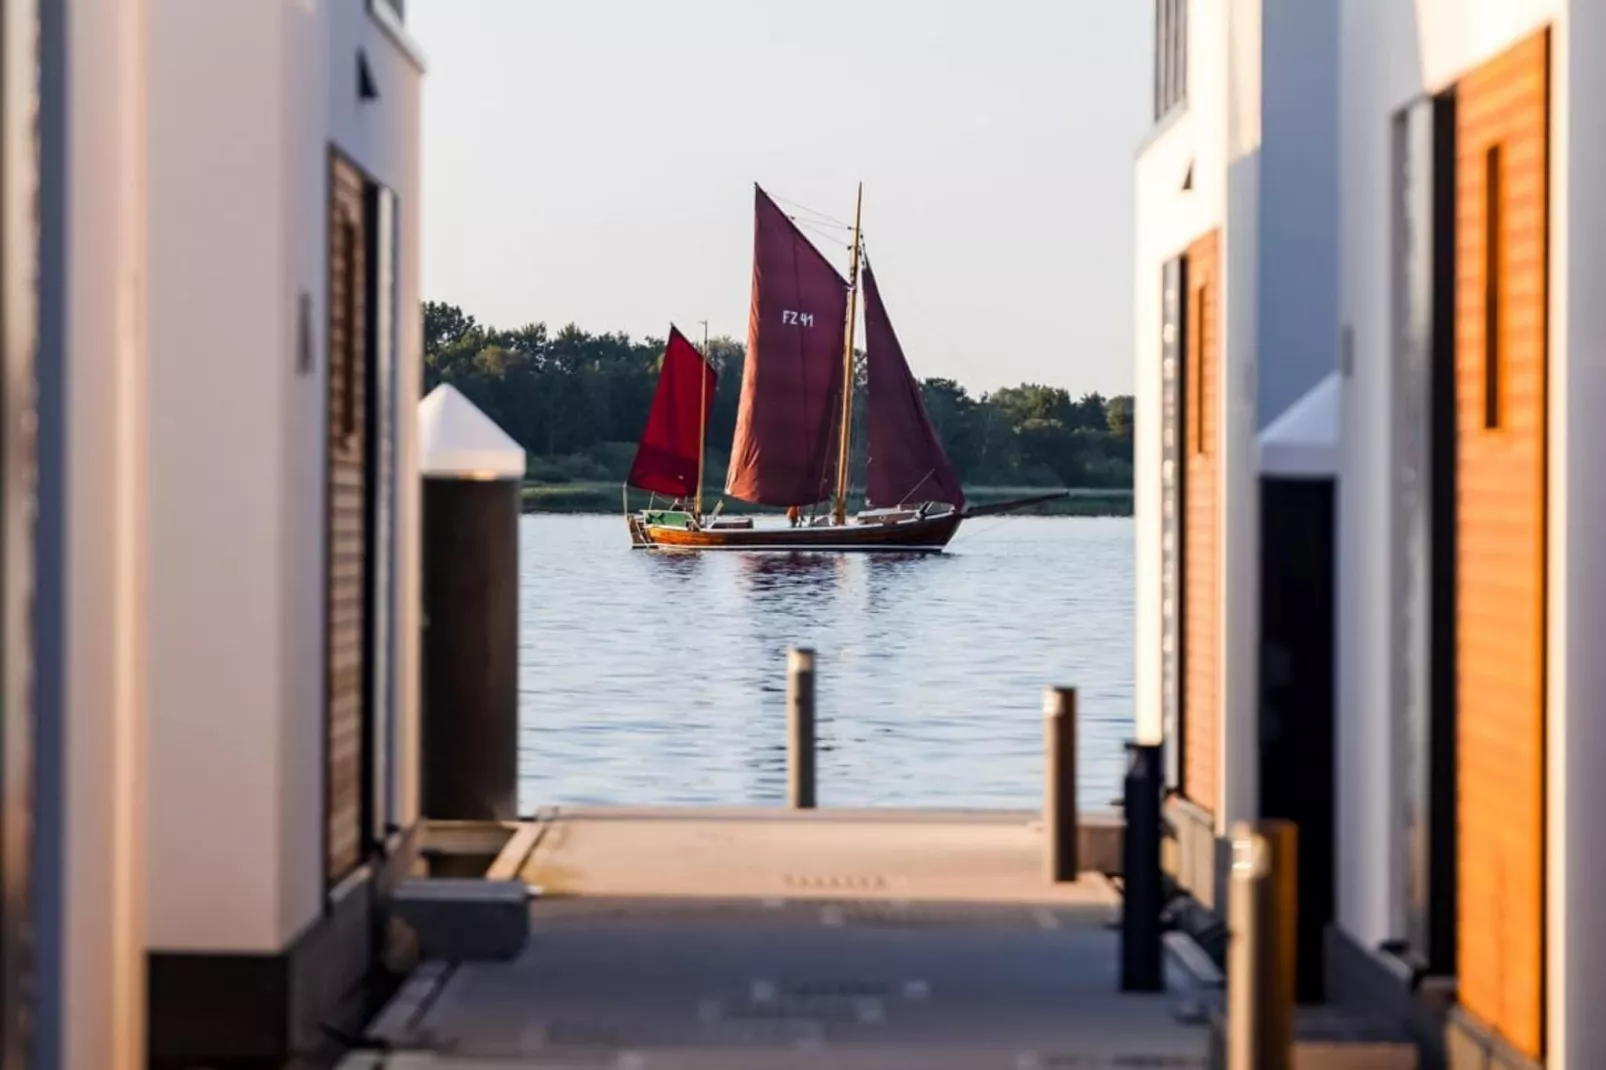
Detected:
left=1043, top=687, right=1078, bottom=881
left=1227, top=820, right=1298, bottom=1070
left=1121, top=742, right=1164, bottom=991
left=787, top=648, right=816, bottom=809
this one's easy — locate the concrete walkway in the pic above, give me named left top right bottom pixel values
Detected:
left=351, top=809, right=1212, bottom=1069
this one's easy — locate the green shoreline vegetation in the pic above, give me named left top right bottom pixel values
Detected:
left=425, top=301, right=1134, bottom=517
left=522, top=480, right=1131, bottom=517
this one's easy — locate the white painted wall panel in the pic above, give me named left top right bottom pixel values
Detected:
left=1556, top=3, right=1604, bottom=1063
left=279, top=0, right=334, bottom=946
left=1219, top=0, right=1262, bottom=829
left=57, top=1, right=149, bottom=1063
left=147, top=0, right=289, bottom=953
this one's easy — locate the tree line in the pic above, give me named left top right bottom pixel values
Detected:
left=423, top=301, right=1134, bottom=489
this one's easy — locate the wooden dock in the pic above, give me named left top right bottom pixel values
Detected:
left=349, top=807, right=1213, bottom=1069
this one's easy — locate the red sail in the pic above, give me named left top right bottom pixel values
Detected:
left=626, top=326, right=717, bottom=498
left=862, top=263, right=965, bottom=509
left=724, top=186, right=850, bottom=506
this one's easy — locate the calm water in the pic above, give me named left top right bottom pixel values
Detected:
left=518, top=514, right=1135, bottom=813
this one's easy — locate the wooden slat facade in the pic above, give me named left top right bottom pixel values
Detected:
left=1453, top=29, right=1549, bottom=1061
left=327, top=154, right=370, bottom=887
left=1182, top=230, right=1221, bottom=816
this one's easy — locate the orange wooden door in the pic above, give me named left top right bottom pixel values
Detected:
left=1183, top=231, right=1221, bottom=815
left=1454, top=29, right=1549, bottom=1060
left=327, top=154, right=369, bottom=887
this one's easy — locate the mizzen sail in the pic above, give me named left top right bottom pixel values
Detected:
left=627, top=326, right=717, bottom=498
left=862, top=262, right=965, bottom=509
left=724, top=186, right=850, bottom=506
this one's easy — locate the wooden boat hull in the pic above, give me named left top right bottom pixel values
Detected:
left=630, top=510, right=962, bottom=551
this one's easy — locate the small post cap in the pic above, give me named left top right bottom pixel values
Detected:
left=1042, top=686, right=1076, bottom=717
left=1229, top=823, right=1270, bottom=878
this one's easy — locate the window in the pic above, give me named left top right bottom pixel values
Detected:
left=1154, top=0, right=1188, bottom=121
left=1483, top=144, right=1502, bottom=429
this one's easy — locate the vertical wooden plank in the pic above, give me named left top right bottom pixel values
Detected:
left=1453, top=28, right=1548, bottom=1061
left=326, top=154, right=369, bottom=887
left=1183, top=230, right=1221, bottom=816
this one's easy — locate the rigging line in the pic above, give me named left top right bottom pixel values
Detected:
left=792, top=218, right=856, bottom=252
left=771, top=193, right=852, bottom=229
left=786, top=210, right=854, bottom=231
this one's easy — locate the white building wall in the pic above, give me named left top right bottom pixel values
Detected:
left=146, top=0, right=289, bottom=954
left=1556, top=4, right=1605, bottom=1063
left=279, top=0, right=337, bottom=948
left=277, top=0, right=426, bottom=944
left=1256, top=0, right=1339, bottom=429
left=1219, top=0, right=1261, bottom=830
left=394, top=47, right=426, bottom=838
left=1334, top=0, right=1564, bottom=954
left=1138, top=0, right=1341, bottom=834
left=1335, top=0, right=1606, bottom=1061
left=148, top=0, right=423, bottom=952
left=55, top=2, right=150, bottom=1064
left=1134, top=0, right=1228, bottom=749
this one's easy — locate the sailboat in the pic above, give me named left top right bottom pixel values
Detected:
left=624, top=184, right=1064, bottom=551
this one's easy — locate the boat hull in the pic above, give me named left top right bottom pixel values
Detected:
left=630, top=511, right=962, bottom=551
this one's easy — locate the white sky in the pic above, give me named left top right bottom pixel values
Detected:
left=411, top=0, right=1150, bottom=396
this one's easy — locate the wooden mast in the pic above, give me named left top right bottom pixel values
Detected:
left=695, top=319, right=709, bottom=518
left=833, top=183, right=864, bottom=526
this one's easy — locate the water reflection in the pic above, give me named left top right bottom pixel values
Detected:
left=642, top=547, right=705, bottom=585
left=519, top=515, right=1135, bottom=812
left=737, top=550, right=847, bottom=593
left=862, top=551, right=945, bottom=611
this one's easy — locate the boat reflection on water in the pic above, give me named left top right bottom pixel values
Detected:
left=737, top=550, right=848, bottom=598
left=639, top=546, right=706, bottom=585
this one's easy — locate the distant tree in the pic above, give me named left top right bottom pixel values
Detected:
left=423, top=300, right=478, bottom=353
left=420, top=302, right=1132, bottom=490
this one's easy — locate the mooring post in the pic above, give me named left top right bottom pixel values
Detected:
left=787, top=647, right=816, bottom=809
left=1043, top=686, right=1078, bottom=881
left=419, top=387, right=525, bottom=822
left=1121, top=741, right=1164, bottom=991
left=1226, top=819, right=1298, bottom=1070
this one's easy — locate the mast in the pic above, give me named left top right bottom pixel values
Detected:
left=832, top=183, right=864, bottom=526
left=695, top=319, right=709, bottom=517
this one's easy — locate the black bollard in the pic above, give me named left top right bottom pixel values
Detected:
left=1121, top=741, right=1164, bottom=991
left=419, top=385, right=525, bottom=822
left=422, top=476, right=520, bottom=820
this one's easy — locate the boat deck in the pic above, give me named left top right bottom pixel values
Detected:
left=354, top=808, right=1213, bottom=1069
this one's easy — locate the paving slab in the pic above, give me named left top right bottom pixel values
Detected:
left=518, top=807, right=1120, bottom=908
left=366, top=896, right=1208, bottom=1068
left=358, top=808, right=1207, bottom=1067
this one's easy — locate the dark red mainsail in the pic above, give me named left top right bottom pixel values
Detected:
left=862, top=262, right=965, bottom=509
left=627, top=326, right=717, bottom=498
left=724, top=186, right=850, bottom=505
